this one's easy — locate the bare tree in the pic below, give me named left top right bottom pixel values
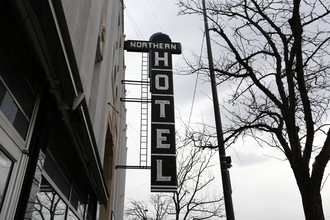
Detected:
left=178, top=0, right=330, bottom=219
left=169, top=144, right=224, bottom=220
left=125, top=194, right=171, bottom=220
left=125, top=142, right=224, bottom=220
left=150, top=194, right=171, bottom=220
left=125, top=200, right=150, bottom=220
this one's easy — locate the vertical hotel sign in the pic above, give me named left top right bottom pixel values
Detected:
left=124, top=33, right=181, bottom=192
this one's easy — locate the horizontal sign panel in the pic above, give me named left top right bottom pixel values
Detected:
left=124, top=40, right=182, bottom=54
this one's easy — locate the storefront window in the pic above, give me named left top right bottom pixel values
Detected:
left=0, top=149, right=13, bottom=213
left=24, top=147, right=96, bottom=220
left=26, top=175, right=92, bottom=220
left=30, top=178, right=67, bottom=220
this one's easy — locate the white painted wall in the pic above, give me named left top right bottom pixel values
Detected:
left=61, top=0, right=127, bottom=219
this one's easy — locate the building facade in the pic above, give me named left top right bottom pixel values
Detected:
left=0, top=0, right=126, bottom=219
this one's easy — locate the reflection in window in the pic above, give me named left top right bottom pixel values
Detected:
left=25, top=152, right=45, bottom=219
left=0, top=80, right=29, bottom=138
left=25, top=147, right=98, bottom=220
left=70, top=186, right=86, bottom=218
left=43, top=151, right=70, bottom=199
left=30, top=178, right=67, bottom=220
left=67, top=209, right=79, bottom=220
left=0, top=149, right=13, bottom=213
left=25, top=174, right=94, bottom=220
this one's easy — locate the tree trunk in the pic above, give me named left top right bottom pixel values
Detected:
left=299, top=183, right=325, bottom=220
left=291, top=159, right=325, bottom=220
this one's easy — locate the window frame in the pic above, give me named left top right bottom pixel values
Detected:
left=0, top=147, right=14, bottom=212
left=0, top=84, right=41, bottom=220
left=0, top=126, right=26, bottom=219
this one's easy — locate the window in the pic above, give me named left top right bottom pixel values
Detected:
left=0, top=23, right=41, bottom=140
left=0, top=2, right=43, bottom=219
left=26, top=171, right=94, bottom=220
left=0, top=80, right=30, bottom=138
left=25, top=146, right=97, bottom=220
left=0, top=149, right=13, bottom=213
left=29, top=178, right=67, bottom=220
left=0, top=53, right=39, bottom=140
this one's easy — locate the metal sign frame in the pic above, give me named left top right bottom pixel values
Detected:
left=124, top=33, right=181, bottom=192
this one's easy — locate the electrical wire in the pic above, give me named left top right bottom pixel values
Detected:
left=108, top=101, right=141, bottom=155
left=120, top=180, right=150, bottom=198
left=107, top=102, right=140, bottom=135
left=124, top=4, right=144, bottom=39
left=188, top=32, right=206, bottom=126
left=146, top=0, right=164, bottom=32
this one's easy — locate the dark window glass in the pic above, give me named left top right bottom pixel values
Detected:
left=70, top=191, right=78, bottom=210
left=85, top=195, right=97, bottom=220
left=43, top=152, right=70, bottom=199
left=0, top=89, right=18, bottom=123
left=70, top=184, right=87, bottom=218
left=0, top=80, right=30, bottom=138
left=13, top=110, right=29, bottom=138
left=0, top=0, right=42, bottom=140
left=0, top=149, right=13, bottom=213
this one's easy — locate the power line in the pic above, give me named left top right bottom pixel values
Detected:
left=107, top=102, right=140, bottom=135
left=120, top=180, right=149, bottom=198
left=124, top=4, right=144, bottom=39
left=108, top=101, right=141, bottom=154
left=188, top=32, right=206, bottom=126
left=146, top=0, right=164, bottom=32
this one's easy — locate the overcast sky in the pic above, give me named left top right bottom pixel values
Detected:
left=122, top=1, right=330, bottom=219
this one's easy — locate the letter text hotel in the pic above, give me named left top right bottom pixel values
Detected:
left=124, top=33, right=181, bottom=192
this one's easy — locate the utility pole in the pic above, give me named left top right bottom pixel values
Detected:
left=201, top=0, right=235, bottom=219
